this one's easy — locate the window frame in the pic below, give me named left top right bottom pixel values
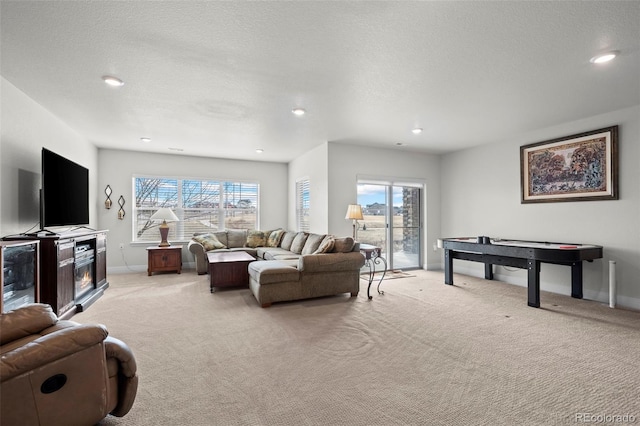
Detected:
left=295, top=178, right=310, bottom=232
left=132, top=175, right=260, bottom=243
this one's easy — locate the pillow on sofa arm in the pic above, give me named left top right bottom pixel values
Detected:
left=332, top=237, right=355, bottom=253
left=313, top=235, right=335, bottom=254
left=193, top=234, right=227, bottom=251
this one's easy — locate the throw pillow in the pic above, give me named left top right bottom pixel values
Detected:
left=266, top=229, right=285, bottom=247
left=193, top=234, right=226, bottom=251
left=290, top=232, right=309, bottom=254
left=280, top=231, right=297, bottom=251
left=333, top=237, right=355, bottom=253
left=313, top=235, right=335, bottom=254
left=245, top=230, right=266, bottom=248
left=301, top=233, right=326, bottom=255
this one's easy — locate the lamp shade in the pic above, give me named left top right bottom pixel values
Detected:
left=150, top=208, right=179, bottom=222
left=345, top=204, right=364, bottom=221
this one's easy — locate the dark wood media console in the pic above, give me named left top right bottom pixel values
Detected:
left=4, top=229, right=108, bottom=319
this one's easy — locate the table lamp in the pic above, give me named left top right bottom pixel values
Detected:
left=345, top=204, right=364, bottom=240
left=150, top=208, right=179, bottom=247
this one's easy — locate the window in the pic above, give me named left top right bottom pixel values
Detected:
left=296, top=178, right=310, bottom=232
left=133, top=176, right=259, bottom=242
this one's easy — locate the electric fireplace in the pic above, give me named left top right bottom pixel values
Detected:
left=74, top=244, right=95, bottom=301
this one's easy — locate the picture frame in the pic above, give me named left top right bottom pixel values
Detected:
left=520, top=125, right=618, bottom=203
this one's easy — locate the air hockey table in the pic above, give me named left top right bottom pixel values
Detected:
left=439, top=237, right=603, bottom=308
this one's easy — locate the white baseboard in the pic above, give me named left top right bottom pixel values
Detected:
left=108, top=261, right=196, bottom=275
left=439, top=263, right=640, bottom=311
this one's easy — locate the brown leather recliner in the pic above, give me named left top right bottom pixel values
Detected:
left=0, top=304, right=138, bottom=426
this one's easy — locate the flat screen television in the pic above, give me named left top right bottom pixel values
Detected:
left=41, top=148, right=90, bottom=228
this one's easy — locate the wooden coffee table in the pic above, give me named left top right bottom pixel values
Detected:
left=207, top=251, right=255, bottom=293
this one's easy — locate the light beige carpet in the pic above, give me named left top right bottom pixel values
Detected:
left=75, top=270, right=640, bottom=426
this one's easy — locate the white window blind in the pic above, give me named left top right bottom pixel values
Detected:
left=133, top=176, right=259, bottom=242
left=296, top=179, right=310, bottom=232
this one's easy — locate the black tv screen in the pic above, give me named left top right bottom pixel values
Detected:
left=41, top=148, right=90, bottom=227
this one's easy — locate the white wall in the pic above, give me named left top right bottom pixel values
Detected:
left=287, top=143, right=329, bottom=233
left=1, top=78, right=99, bottom=237
left=98, top=149, right=288, bottom=271
left=327, top=143, right=442, bottom=270
left=441, top=105, right=640, bottom=309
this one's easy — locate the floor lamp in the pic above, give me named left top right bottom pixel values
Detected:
left=150, top=208, right=179, bottom=247
left=345, top=204, right=364, bottom=241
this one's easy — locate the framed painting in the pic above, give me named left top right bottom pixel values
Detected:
left=520, top=126, right=618, bottom=203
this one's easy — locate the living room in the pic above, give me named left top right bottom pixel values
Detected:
left=1, top=2, right=640, bottom=424
left=2, top=2, right=638, bottom=310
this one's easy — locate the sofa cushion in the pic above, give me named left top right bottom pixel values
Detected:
left=192, top=233, right=227, bottom=251
left=279, top=231, right=297, bottom=251
left=266, top=229, right=285, bottom=247
left=248, top=261, right=299, bottom=285
left=290, top=232, right=309, bottom=254
left=298, top=251, right=365, bottom=273
left=272, top=254, right=302, bottom=261
left=226, top=230, right=248, bottom=248
left=333, top=237, right=355, bottom=253
left=301, top=233, right=326, bottom=255
left=245, top=230, right=266, bottom=248
left=313, top=235, right=335, bottom=254
left=256, top=247, right=290, bottom=260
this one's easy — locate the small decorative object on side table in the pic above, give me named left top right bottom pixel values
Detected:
left=147, top=245, right=182, bottom=276
left=359, top=243, right=387, bottom=300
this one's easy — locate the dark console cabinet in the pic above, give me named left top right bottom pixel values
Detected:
left=4, top=230, right=109, bottom=319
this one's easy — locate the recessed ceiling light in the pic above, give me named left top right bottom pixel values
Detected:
left=102, top=75, right=124, bottom=87
left=396, top=142, right=404, bottom=146
left=292, top=108, right=306, bottom=116
left=140, top=137, right=151, bottom=143
left=412, top=128, right=423, bottom=135
left=590, top=51, right=619, bottom=64
left=256, top=149, right=264, bottom=154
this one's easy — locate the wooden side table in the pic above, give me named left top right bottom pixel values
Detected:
left=147, top=245, right=182, bottom=276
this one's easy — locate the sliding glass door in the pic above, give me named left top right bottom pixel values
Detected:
left=391, top=186, right=421, bottom=269
left=357, top=182, right=422, bottom=270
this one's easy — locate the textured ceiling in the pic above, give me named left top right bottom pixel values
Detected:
left=1, top=1, right=639, bottom=162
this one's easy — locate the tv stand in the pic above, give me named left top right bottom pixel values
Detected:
left=3, top=229, right=109, bottom=319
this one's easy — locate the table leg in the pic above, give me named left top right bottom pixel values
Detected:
left=365, top=255, right=387, bottom=300
left=374, top=256, right=387, bottom=295
left=571, top=261, right=583, bottom=299
left=365, top=259, right=374, bottom=300
left=527, top=259, right=541, bottom=308
left=444, top=249, right=453, bottom=285
left=484, top=263, right=494, bottom=280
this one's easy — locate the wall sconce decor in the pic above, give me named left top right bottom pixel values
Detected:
left=117, top=196, right=125, bottom=220
left=104, top=185, right=112, bottom=209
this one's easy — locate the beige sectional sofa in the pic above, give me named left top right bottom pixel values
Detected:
left=187, top=229, right=365, bottom=307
